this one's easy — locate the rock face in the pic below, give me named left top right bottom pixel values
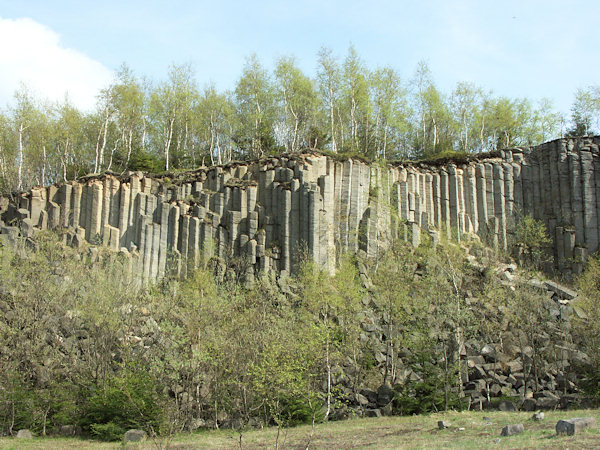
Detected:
left=2, top=137, right=600, bottom=283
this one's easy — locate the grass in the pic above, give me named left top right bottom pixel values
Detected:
left=1, top=409, right=599, bottom=449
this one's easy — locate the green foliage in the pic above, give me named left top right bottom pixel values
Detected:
left=512, top=215, right=552, bottom=268
left=81, top=367, right=163, bottom=440
left=416, top=149, right=471, bottom=165
left=0, top=50, right=584, bottom=192
left=89, top=422, right=126, bottom=442
left=574, top=257, right=600, bottom=404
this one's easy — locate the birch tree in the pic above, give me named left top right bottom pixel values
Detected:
left=234, top=55, right=276, bottom=159
left=317, top=47, right=341, bottom=153
left=274, top=56, right=318, bottom=153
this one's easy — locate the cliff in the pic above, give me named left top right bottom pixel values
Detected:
left=2, top=136, right=600, bottom=284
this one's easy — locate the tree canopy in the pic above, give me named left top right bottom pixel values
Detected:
left=0, top=47, right=596, bottom=193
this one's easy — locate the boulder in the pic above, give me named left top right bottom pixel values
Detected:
left=556, top=417, right=596, bottom=436
left=124, top=429, right=147, bottom=442
left=364, top=408, right=382, bottom=418
left=481, top=344, right=496, bottom=360
left=532, top=411, right=545, bottom=421
left=359, top=388, right=378, bottom=404
left=16, top=429, right=33, bottom=439
left=543, top=280, right=577, bottom=300
left=500, top=423, right=524, bottom=436
left=377, top=384, right=395, bottom=406
left=355, top=393, right=370, bottom=407
left=521, top=398, right=537, bottom=411
left=438, top=420, right=451, bottom=429
left=498, top=400, right=516, bottom=412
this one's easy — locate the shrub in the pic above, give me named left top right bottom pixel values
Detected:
left=81, top=367, right=164, bottom=441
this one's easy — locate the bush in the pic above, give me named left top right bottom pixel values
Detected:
left=89, top=422, right=126, bottom=442
left=512, top=215, right=552, bottom=268
left=81, top=367, right=164, bottom=441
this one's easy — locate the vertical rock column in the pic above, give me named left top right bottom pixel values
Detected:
left=475, top=164, right=488, bottom=237
left=59, top=184, right=72, bottom=228
left=492, top=163, right=506, bottom=249
left=568, top=142, right=585, bottom=245
left=580, top=146, right=598, bottom=252
left=118, top=183, right=130, bottom=248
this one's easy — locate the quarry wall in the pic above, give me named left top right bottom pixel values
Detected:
left=2, top=136, right=599, bottom=284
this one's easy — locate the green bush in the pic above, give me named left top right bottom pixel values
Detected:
left=275, top=395, right=324, bottom=427
left=81, top=367, right=163, bottom=441
left=89, top=422, right=126, bottom=442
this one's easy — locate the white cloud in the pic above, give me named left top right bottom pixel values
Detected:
left=0, top=17, right=113, bottom=111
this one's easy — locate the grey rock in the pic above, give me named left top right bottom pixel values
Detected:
left=535, top=397, right=559, bottom=409
left=481, top=344, right=496, bottom=360
left=124, top=429, right=147, bottom=442
left=364, top=408, right=382, bottom=418
left=521, top=398, right=537, bottom=411
left=16, top=429, right=33, bottom=439
left=501, top=423, right=524, bottom=436
left=355, top=393, right=370, bottom=406
left=532, top=411, right=545, bottom=421
left=360, top=388, right=378, bottom=404
left=555, top=417, right=596, bottom=435
left=377, top=384, right=395, bottom=406
left=438, top=420, right=451, bottom=429
left=498, top=400, right=516, bottom=412
left=543, top=280, right=577, bottom=300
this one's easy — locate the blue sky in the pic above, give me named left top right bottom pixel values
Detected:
left=0, top=0, right=598, bottom=114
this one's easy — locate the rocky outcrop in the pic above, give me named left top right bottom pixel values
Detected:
left=2, top=137, right=600, bottom=283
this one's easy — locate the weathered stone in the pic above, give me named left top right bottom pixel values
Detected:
left=16, top=429, right=33, bottom=439
left=360, top=388, right=378, bottom=404
left=555, top=417, right=596, bottom=436
left=124, top=429, right=147, bottom=442
left=364, top=408, right=382, bottom=418
left=543, top=280, right=577, bottom=300
left=500, top=423, right=524, bottom=436
left=377, top=384, right=395, bottom=406
left=3, top=136, right=599, bottom=283
left=498, top=400, right=516, bottom=412
left=521, top=398, right=537, bottom=411
left=532, top=411, right=545, bottom=421
left=438, top=420, right=451, bottom=429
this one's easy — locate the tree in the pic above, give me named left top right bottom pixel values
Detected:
left=317, top=47, right=341, bottom=153
left=568, top=86, right=600, bottom=136
left=194, top=85, right=236, bottom=165
left=110, top=65, right=147, bottom=170
left=234, top=55, right=276, bottom=158
left=342, top=45, right=371, bottom=154
left=370, top=67, right=407, bottom=159
left=410, top=62, right=454, bottom=157
left=149, top=63, right=199, bottom=170
left=52, top=97, right=90, bottom=181
left=274, top=56, right=318, bottom=153
left=451, top=82, right=483, bottom=153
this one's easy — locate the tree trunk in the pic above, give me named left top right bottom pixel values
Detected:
left=17, top=122, right=24, bottom=190
left=329, top=85, right=336, bottom=153
left=164, top=116, right=175, bottom=171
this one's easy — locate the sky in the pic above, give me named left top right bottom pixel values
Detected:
left=0, top=0, right=598, bottom=114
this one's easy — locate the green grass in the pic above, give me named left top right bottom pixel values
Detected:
left=1, top=409, right=599, bottom=449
